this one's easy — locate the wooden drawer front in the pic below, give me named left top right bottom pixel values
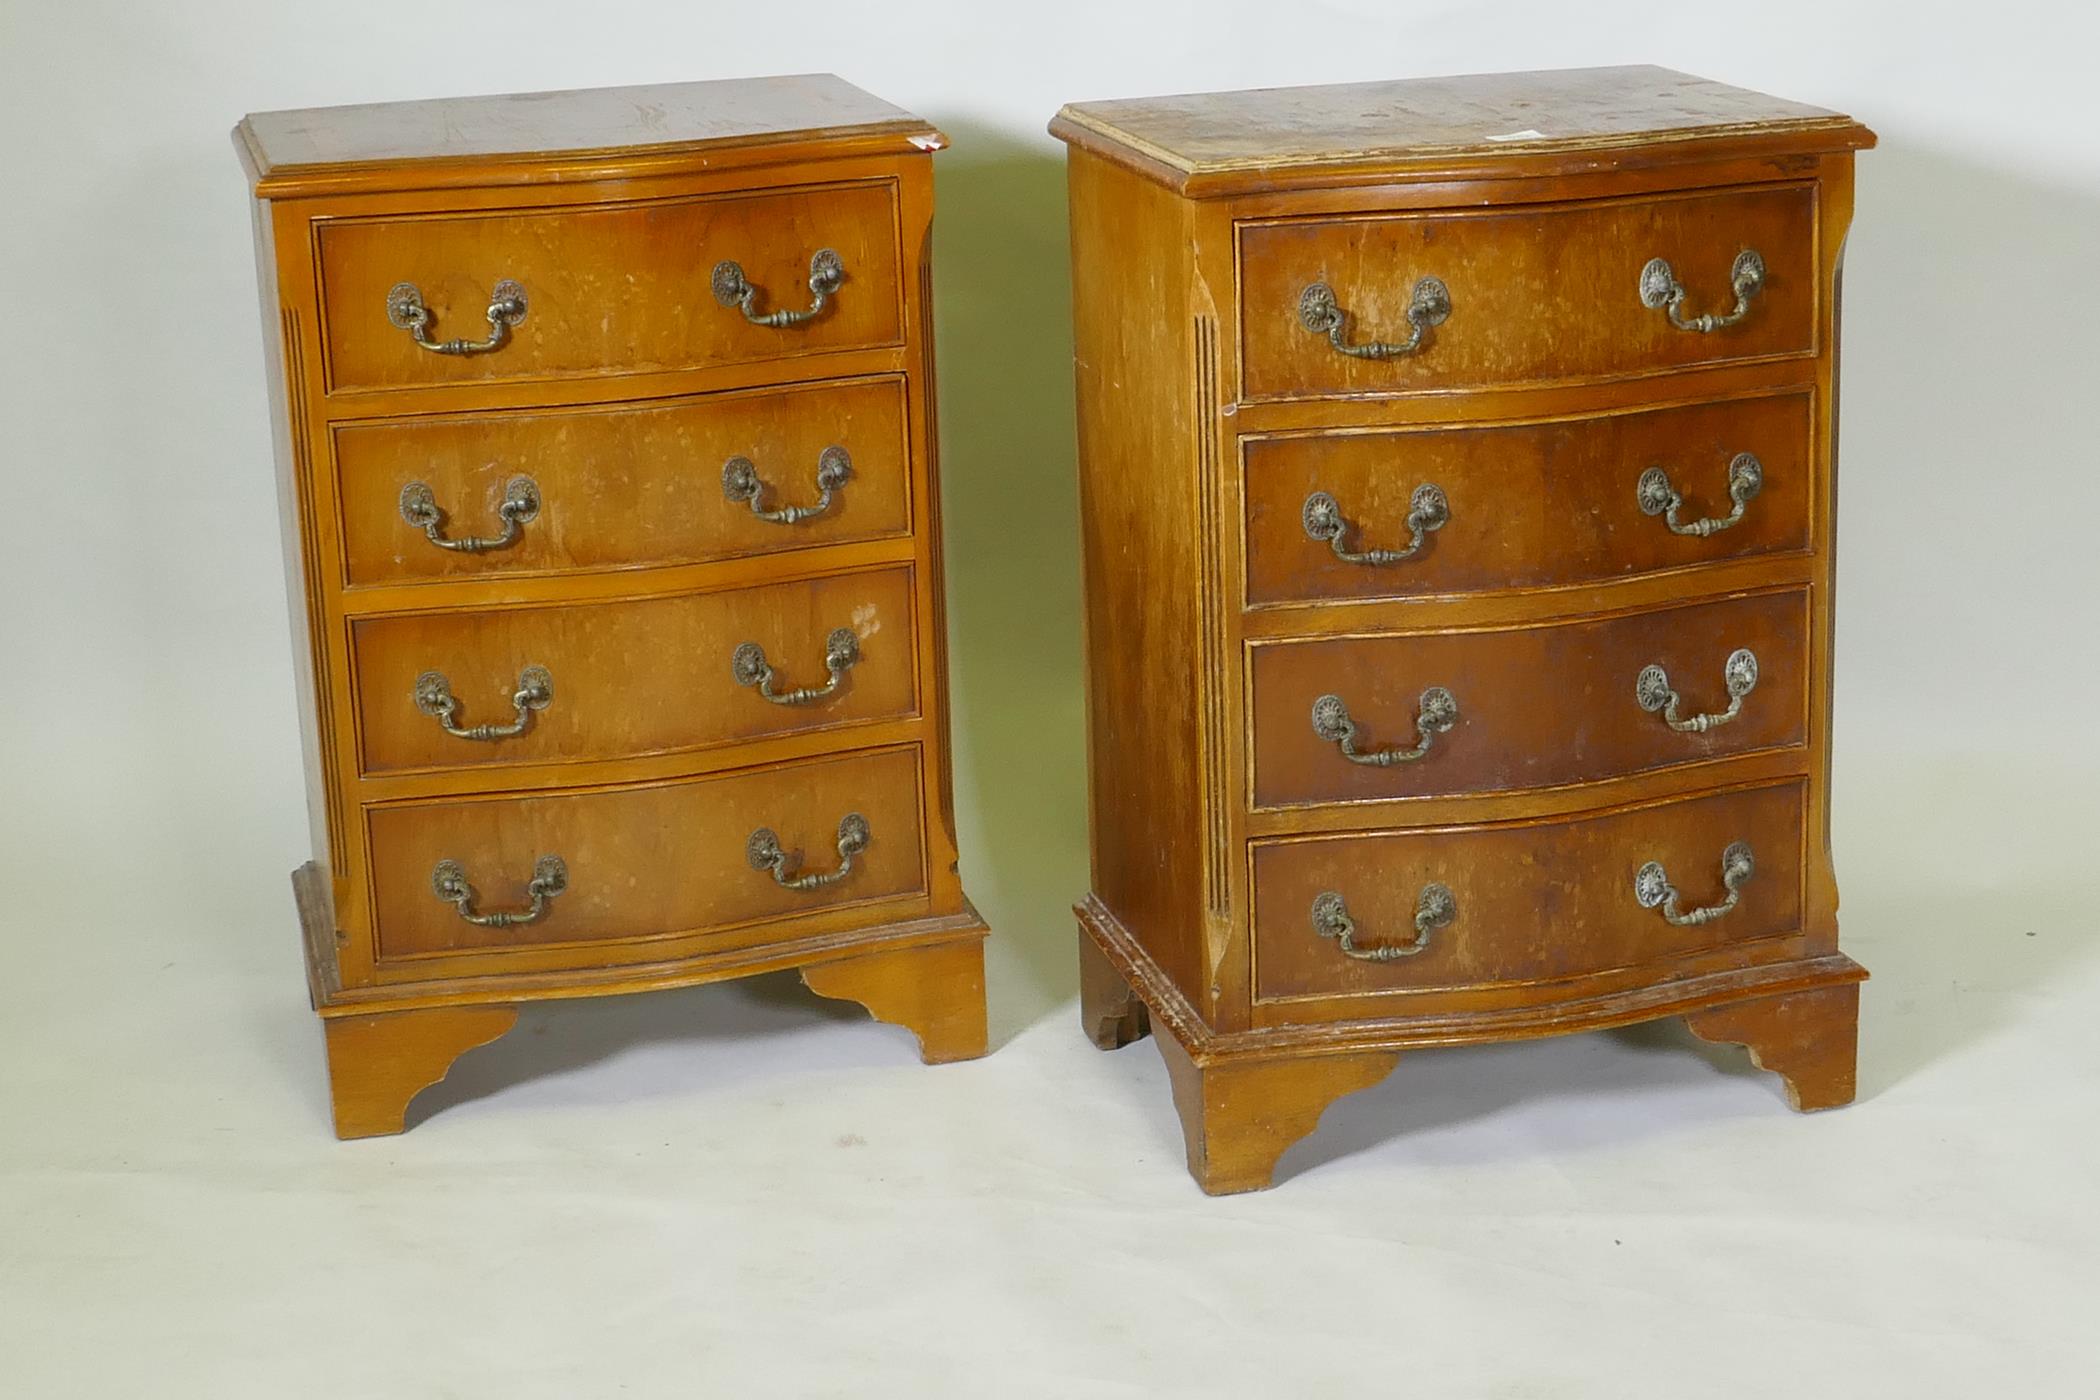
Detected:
left=335, top=376, right=911, bottom=587
left=1237, top=184, right=1815, bottom=402
left=352, top=566, right=918, bottom=776
left=1243, top=391, right=1812, bottom=606
left=367, top=746, right=926, bottom=959
left=1250, top=589, right=1806, bottom=809
left=1252, top=781, right=1805, bottom=1004
left=316, top=182, right=903, bottom=393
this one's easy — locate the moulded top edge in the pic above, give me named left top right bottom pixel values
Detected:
left=238, top=73, right=944, bottom=197
left=1050, top=66, right=1874, bottom=196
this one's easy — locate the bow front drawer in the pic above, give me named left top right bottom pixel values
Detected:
left=1251, top=780, right=1805, bottom=1010
left=333, top=376, right=911, bottom=587
left=366, top=746, right=927, bottom=960
left=351, top=566, right=918, bottom=776
left=314, top=181, right=904, bottom=393
left=1236, top=183, right=1817, bottom=402
left=1244, top=390, right=1812, bottom=605
left=1249, top=587, right=1806, bottom=809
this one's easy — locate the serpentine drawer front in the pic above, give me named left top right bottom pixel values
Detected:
left=316, top=180, right=905, bottom=393
left=1056, top=67, right=1872, bottom=1193
left=1249, top=780, right=1805, bottom=1009
left=366, top=745, right=928, bottom=961
left=350, top=566, right=919, bottom=776
left=333, top=375, right=913, bottom=587
left=242, top=76, right=988, bottom=1140
left=1236, top=182, right=1817, bottom=402
left=1242, top=390, right=1814, bottom=606
left=1248, top=587, right=1808, bottom=809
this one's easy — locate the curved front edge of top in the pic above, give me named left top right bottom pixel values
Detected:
left=1049, top=66, right=1873, bottom=199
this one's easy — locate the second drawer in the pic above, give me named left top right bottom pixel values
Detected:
left=352, top=565, right=918, bottom=776
left=334, top=375, right=912, bottom=588
left=1243, top=390, right=1813, bottom=606
left=1249, top=588, right=1807, bottom=809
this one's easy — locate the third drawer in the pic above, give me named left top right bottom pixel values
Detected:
left=1249, top=587, right=1807, bottom=809
left=352, top=565, right=918, bottom=776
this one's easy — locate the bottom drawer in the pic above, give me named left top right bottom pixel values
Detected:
left=366, top=746, right=926, bottom=959
left=1251, top=780, right=1804, bottom=1009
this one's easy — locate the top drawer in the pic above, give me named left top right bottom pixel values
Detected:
left=314, top=181, right=904, bottom=395
left=1236, top=184, right=1817, bottom=403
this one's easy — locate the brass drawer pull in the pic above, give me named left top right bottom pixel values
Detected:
left=713, top=249, right=844, bottom=327
left=723, top=446, right=852, bottom=525
left=1302, top=483, right=1449, bottom=564
left=747, top=813, right=870, bottom=891
left=398, top=475, right=540, bottom=553
left=414, top=665, right=553, bottom=741
left=1298, top=276, right=1450, bottom=358
left=1636, top=648, right=1758, bottom=734
left=1638, top=250, right=1765, bottom=333
left=430, top=854, right=568, bottom=928
left=1311, top=688, right=1457, bottom=765
left=385, top=279, right=527, bottom=355
left=732, top=628, right=860, bottom=706
left=1638, top=453, right=1762, bottom=537
left=1311, top=884, right=1457, bottom=962
left=1635, top=842, right=1754, bottom=927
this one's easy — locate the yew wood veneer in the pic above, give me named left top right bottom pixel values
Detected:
left=1053, top=67, right=1874, bottom=1192
left=238, top=76, right=986, bottom=1138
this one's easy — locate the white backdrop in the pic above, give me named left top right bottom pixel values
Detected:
left=3, top=3, right=2097, bottom=1395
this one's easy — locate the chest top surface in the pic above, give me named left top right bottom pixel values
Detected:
left=237, top=73, right=940, bottom=197
left=1051, top=66, right=1872, bottom=194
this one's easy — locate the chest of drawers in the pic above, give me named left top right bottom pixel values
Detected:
left=237, top=76, right=987, bottom=1137
left=1052, top=67, right=1874, bottom=1192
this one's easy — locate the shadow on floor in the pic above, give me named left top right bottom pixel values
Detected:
left=407, top=972, right=871, bottom=1129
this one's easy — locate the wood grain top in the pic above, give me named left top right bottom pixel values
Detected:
left=237, top=74, right=941, bottom=197
left=1051, top=67, right=1872, bottom=194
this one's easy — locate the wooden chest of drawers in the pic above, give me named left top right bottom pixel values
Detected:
left=238, top=76, right=987, bottom=1137
left=1052, top=67, right=1875, bottom=1193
